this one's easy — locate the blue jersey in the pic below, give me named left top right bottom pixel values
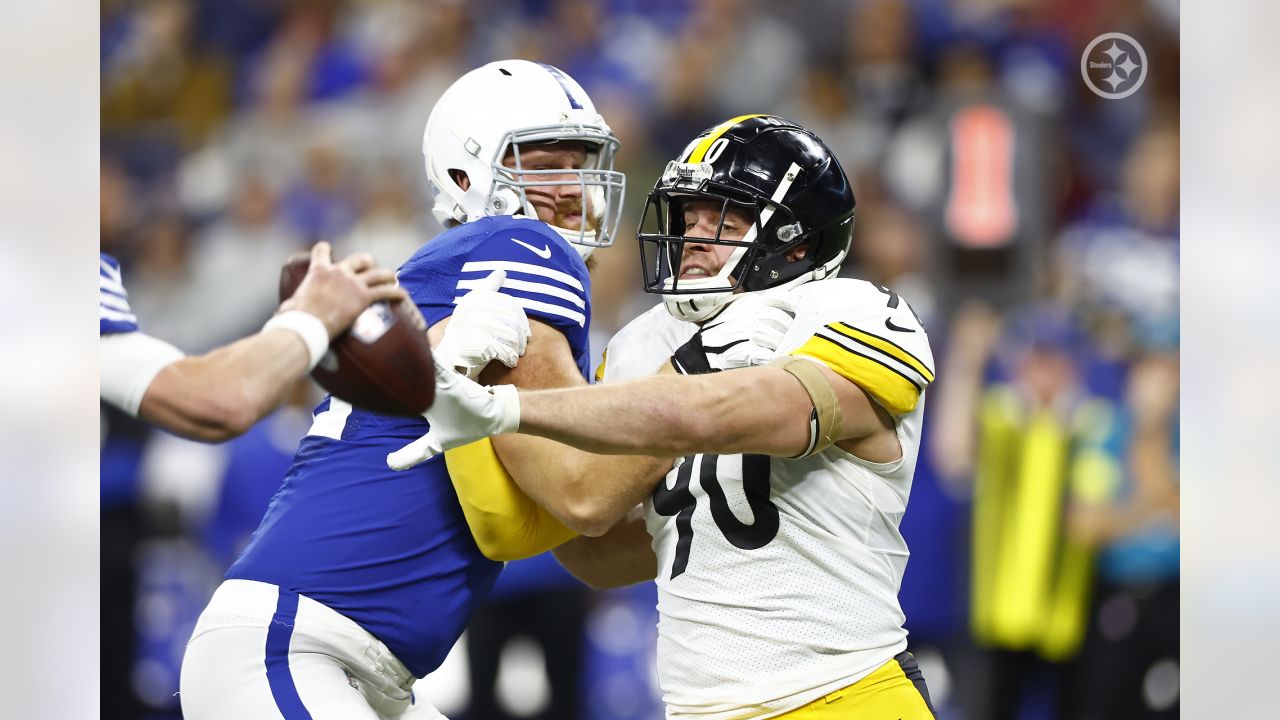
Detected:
left=100, top=253, right=139, bottom=335
left=227, top=217, right=592, bottom=678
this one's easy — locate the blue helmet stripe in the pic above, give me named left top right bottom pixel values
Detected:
left=537, top=62, right=584, bottom=110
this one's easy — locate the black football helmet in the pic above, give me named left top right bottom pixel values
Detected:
left=638, top=114, right=856, bottom=321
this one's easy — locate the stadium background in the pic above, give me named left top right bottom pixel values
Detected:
left=98, top=1, right=1179, bottom=718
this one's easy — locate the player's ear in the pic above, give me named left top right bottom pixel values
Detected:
left=785, top=243, right=810, bottom=262
left=450, top=169, right=471, bottom=192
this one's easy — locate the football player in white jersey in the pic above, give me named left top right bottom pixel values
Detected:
left=392, top=115, right=940, bottom=719
left=100, top=241, right=405, bottom=441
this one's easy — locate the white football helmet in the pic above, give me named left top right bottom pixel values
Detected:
left=422, top=60, right=625, bottom=260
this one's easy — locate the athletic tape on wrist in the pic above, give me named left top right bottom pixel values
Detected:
left=263, top=310, right=330, bottom=371
left=768, top=356, right=842, bottom=458
left=494, top=384, right=522, bottom=434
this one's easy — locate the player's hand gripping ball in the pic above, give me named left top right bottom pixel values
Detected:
left=279, top=252, right=435, bottom=416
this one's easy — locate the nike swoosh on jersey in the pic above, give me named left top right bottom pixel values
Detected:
left=511, top=237, right=552, bottom=259
left=884, top=317, right=915, bottom=333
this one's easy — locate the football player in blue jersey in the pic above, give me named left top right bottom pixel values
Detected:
left=179, top=60, right=669, bottom=720
left=100, top=242, right=405, bottom=441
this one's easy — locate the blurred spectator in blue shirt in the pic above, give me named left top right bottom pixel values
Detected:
left=1063, top=351, right=1179, bottom=720
left=1056, top=120, right=1179, bottom=357
left=280, top=135, right=360, bottom=242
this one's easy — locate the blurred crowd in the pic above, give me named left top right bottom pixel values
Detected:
left=99, top=1, right=1180, bottom=718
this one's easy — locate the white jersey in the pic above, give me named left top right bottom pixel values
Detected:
left=597, top=302, right=697, bottom=383
left=602, top=279, right=935, bottom=720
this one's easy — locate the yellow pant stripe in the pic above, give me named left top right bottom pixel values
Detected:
left=774, top=656, right=935, bottom=719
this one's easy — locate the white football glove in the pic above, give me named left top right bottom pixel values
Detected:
left=387, top=358, right=521, bottom=471
left=435, top=270, right=530, bottom=379
left=670, top=290, right=798, bottom=374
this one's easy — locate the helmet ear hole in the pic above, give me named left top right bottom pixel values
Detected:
left=449, top=169, right=470, bottom=191
left=488, top=186, right=522, bottom=216
left=786, top=242, right=810, bottom=262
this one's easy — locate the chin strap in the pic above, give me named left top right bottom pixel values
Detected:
left=664, top=292, right=730, bottom=323
left=552, top=225, right=599, bottom=260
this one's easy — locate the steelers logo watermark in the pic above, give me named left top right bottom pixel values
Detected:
left=1080, top=32, right=1147, bottom=99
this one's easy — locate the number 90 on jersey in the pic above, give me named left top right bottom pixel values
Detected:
left=651, top=453, right=779, bottom=579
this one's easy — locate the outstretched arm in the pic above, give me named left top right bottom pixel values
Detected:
left=134, top=330, right=315, bottom=441
left=393, top=348, right=902, bottom=473
left=517, top=361, right=899, bottom=461
left=103, top=242, right=405, bottom=441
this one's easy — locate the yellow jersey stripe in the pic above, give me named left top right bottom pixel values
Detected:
left=685, top=114, right=766, bottom=162
left=792, top=335, right=923, bottom=415
left=829, top=322, right=935, bottom=383
left=816, top=329, right=925, bottom=390
left=594, top=348, right=608, bottom=383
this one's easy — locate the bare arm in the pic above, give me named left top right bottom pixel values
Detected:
left=1127, top=354, right=1180, bottom=518
left=129, top=242, right=405, bottom=442
left=929, top=303, right=1002, bottom=489
left=516, top=361, right=899, bottom=462
left=467, top=318, right=675, bottom=536
left=137, top=330, right=312, bottom=441
left=553, top=508, right=657, bottom=589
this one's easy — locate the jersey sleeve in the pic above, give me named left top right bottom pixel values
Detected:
left=444, top=438, right=578, bottom=561
left=788, top=283, right=936, bottom=416
left=100, top=253, right=139, bottom=335
left=599, top=304, right=697, bottom=383
left=100, top=331, right=184, bottom=416
left=455, top=227, right=589, bottom=333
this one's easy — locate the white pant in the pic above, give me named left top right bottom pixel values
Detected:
left=180, top=580, right=446, bottom=720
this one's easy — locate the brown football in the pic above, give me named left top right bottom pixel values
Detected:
left=278, top=252, right=434, bottom=417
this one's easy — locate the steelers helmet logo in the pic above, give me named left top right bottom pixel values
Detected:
left=1081, top=32, right=1148, bottom=100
